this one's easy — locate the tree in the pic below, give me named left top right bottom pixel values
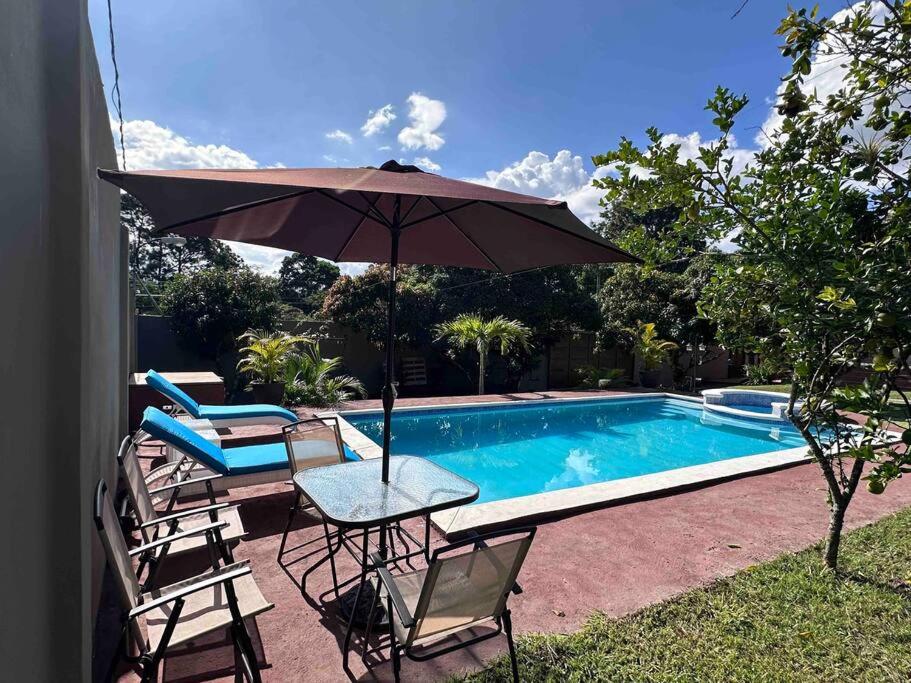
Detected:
left=321, top=263, right=599, bottom=389
left=277, top=254, right=340, bottom=315
left=593, top=3, right=911, bottom=569
left=161, top=267, right=282, bottom=368
left=435, top=314, right=532, bottom=394
left=320, top=265, right=440, bottom=348
left=121, top=194, right=241, bottom=303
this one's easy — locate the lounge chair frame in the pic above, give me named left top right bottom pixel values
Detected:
left=134, top=425, right=292, bottom=494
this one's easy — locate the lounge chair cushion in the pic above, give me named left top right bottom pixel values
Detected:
left=197, top=403, right=298, bottom=423
left=146, top=370, right=202, bottom=419
left=222, top=443, right=290, bottom=476
left=140, top=407, right=229, bottom=474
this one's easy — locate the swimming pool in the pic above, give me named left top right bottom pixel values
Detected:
left=342, top=396, right=808, bottom=506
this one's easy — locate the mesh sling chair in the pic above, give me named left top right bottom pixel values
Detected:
left=279, top=418, right=434, bottom=599
left=94, top=481, right=273, bottom=683
left=277, top=417, right=348, bottom=562
left=367, top=527, right=536, bottom=683
left=116, top=436, right=247, bottom=586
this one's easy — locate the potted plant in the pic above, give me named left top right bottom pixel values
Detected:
left=629, top=322, right=677, bottom=388
left=236, top=330, right=309, bottom=404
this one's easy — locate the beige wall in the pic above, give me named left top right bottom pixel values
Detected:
left=0, top=1, right=125, bottom=680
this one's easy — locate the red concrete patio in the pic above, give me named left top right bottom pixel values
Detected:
left=108, top=390, right=911, bottom=682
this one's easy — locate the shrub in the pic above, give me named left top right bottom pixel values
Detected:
left=575, top=366, right=626, bottom=389
left=283, top=342, right=366, bottom=408
left=236, top=330, right=310, bottom=384
left=162, top=267, right=281, bottom=361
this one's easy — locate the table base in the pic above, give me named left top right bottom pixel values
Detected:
left=338, top=582, right=388, bottom=630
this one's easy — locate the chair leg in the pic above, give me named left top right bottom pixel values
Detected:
left=139, top=653, right=158, bottom=683
left=503, top=609, right=519, bottom=683
left=233, top=637, right=243, bottom=683
left=300, top=522, right=343, bottom=598
left=389, top=597, right=402, bottom=683
left=277, top=504, right=297, bottom=560
left=232, top=623, right=260, bottom=683
left=362, top=581, right=382, bottom=664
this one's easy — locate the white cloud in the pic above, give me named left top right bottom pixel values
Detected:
left=412, top=156, right=441, bottom=172
left=325, top=129, right=353, bottom=144
left=661, top=131, right=754, bottom=175
left=120, top=118, right=262, bottom=169
left=361, top=104, right=396, bottom=137
left=468, top=150, right=605, bottom=225
left=397, top=93, right=446, bottom=151
left=117, top=118, right=292, bottom=272
left=378, top=145, right=392, bottom=152
left=471, top=150, right=589, bottom=196
left=468, top=136, right=756, bottom=228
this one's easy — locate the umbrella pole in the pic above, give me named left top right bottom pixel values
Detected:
left=381, top=197, right=401, bottom=485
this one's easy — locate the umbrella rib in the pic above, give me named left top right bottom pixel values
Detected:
left=152, top=188, right=319, bottom=235
left=399, top=200, right=478, bottom=230
left=423, top=196, right=502, bottom=271
left=317, top=189, right=393, bottom=229
left=356, top=191, right=392, bottom=227
left=334, top=192, right=385, bottom=261
left=398, top=195, right=425, bottom=225
left=479, top=200, right=641, bottom=263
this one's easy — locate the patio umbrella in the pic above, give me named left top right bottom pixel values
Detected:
left=99, top=160, right=639, bottom=483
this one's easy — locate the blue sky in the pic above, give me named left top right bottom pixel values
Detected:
left=88, top=0, right=850, bottom=270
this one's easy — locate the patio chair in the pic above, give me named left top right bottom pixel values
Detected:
left=368, top=527, right=536, bottom=683
left=94, top=480, right=273, bottom=682
left=116, top=435, right=247, bottom=585
left=145, top=368, right=298, bottom=427
left=277, top=417, right=348, bottom=560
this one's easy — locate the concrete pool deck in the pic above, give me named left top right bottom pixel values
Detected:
left=111, top=389, right=911, bottom=682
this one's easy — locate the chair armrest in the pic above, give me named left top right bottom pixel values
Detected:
left=370, top=553, right=415, bottom=629
left=147, top=472, right=223, bottom=496
left=129, top=562, right=252, bottom=618
left=129, top=520, right=228, bottom=556
left=138, top=502, right=229, bottom=529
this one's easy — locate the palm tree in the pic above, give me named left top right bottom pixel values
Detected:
left=283, top=341, right=366, bottom=407
left=435, top=314, right=532, bottom=395
left=236, top=330, right=310, bottom=383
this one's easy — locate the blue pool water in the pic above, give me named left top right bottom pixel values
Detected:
left=344, top=397, right=807, bottom=504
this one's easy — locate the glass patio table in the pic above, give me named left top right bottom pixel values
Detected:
left=293, top=455, right=479, bottom=669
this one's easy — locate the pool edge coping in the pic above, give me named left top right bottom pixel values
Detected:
left=319, top=392, right=811, bottom=539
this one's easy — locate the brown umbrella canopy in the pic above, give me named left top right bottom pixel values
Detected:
left=98, top=161, right=636, bottom=272
left=100, top=160, right=637, bottom=485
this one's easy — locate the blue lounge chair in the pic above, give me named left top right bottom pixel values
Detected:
left=145, top=369, right=298, bottom=428
left=139, top=406, right=357, bottom=490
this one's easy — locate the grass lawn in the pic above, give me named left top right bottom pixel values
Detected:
left=461, top=507, right=911, bottom=682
